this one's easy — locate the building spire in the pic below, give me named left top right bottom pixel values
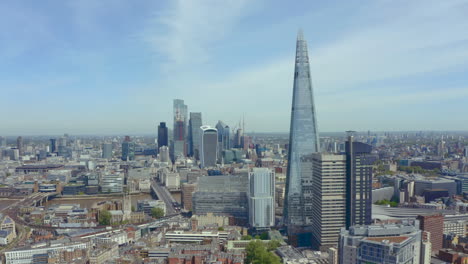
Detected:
left=297, top=29, right=304, bottom=41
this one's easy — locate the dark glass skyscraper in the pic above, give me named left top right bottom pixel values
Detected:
left=188, top=112, right=202, bottom=158
left=284, top=30, right=320, bottom=246
left=158, top=122, right=168, bottom=148
left=122, top=136, right=135, bottom=161
left=345, top=132, right=374, bottom=229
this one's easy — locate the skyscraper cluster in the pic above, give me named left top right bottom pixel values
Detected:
left=156, top=99, right=247, bottom=167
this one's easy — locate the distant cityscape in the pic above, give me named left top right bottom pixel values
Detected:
left=1, top=32, right=468, bottom=264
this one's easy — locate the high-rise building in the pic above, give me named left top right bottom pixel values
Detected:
left=121, top=136, right=135, bottom=161
left=248, top=168, right=275, bottom=229
left=234, top=128, right=243, bottom=148
left=311, top=153, right=346, bottom=250
left=157, top=122, right=168, bottom=148
left=102, top=143, right=112, bottom=159
left=216, top=121, right=226, bottom=161
left=464, top=146, right=468, bottom=158
left=173, top=99, right=188, bottom=138
left=0, top=136, right=6, bottom=148
left=339, top=220, right=422, bottom=264
left=284, top=30, right=320, bottom=246
left=50, top=138, right=57, bottom=153
left=188, top=113, right=202, bottom=158
left=345, top=132, right=374, bottom=229
left=16, top=136, right=24, bottom=156
left=417, top=214, right=443, bottom=253
left=200, top=126, right=218, bottom=168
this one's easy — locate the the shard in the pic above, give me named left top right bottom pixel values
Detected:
left=284, top=30, right=320, bottom=246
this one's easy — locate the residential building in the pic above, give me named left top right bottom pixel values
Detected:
left=345, top=133, right=374, bottom=229
left=248, top=168, right=275, bottom=229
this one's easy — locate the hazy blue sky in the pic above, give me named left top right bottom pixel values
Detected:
left=1, top=0, right=468, bottom=135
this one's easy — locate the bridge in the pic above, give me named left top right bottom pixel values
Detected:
left=150, top=178, right=177, bottom=215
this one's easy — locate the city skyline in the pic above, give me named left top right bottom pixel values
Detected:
left=1, top=0, right=468, bottom=134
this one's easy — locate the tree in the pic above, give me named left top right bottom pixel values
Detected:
left=131, top=205, right=136, bottom=212
left=259, top=232, right=269, bottom=240
left=267, top=240, right=281, bottom=251
left=242, top=235, right=253, bottom=240
left=245, top=240, right=281, bottom=264
left=151, top=207, right=165, bottom=219
left=99, top=210, right=112, bottom=225
left=218, top=227, right=224, bottom=231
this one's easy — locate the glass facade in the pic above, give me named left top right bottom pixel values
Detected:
left=284, top=31, right=320, bottom=232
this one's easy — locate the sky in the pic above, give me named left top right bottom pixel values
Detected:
left=1, top=0, right=468, bottom=135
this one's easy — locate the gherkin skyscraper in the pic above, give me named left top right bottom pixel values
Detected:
left=284, top=30, right=319, bottom=246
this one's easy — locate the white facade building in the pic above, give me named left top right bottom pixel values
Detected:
left=248, top=168, right=275, bottom=229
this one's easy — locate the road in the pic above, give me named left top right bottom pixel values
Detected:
left=150, top=179, right=177, bottom=215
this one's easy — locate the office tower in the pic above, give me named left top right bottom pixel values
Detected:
left=223, top=125, right=230, bottom=150
left=100, top=173, right=124, bottom=193
left=437, top=140, right=446, bottom=156
left=284, top=31, right=320, bottom=246
left=121, top=136, right=135, bottom=161
left=173, top=99, right=188, bottom=138
left=339, top=220, right=422, bottom=264
left=216, top=121, right=226, bottom=161
left=50, top=138, right=57, bottom=153
left=159, top=146, right=170, bottom=162
left=173, top=119, right=186, bottom=159
left=417, top=214, right=443, bottom=253
left=345, top=132, right=374, bottom=229
left=102, top=143, right=112, bottom=159
left=192, top=175, right=248, bottom=221
left=200, top=126, right=218, bottom=168
left=16, top=136, right=24, bottom=156
left=234, top=128, right=243, bottom=148
left=157, top=122, right=168, bottom=148
left=464, top=146, right=468, bottom=157
left=188, top=113, right=202, bottom=158
left=311, top=153, right=346, bottom=250
left=0, top=136, right=6, bottom=148
left=248, top=168, right=275, bottom=229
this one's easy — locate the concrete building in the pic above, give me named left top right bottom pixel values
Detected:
left=444, top=220, right=466, bottom=236
left=181, top=182, right=197, bottom=211
left=248, top=168, right=275, bottom=229
left=339, top=220, right=421, bottom=264
left=200, top=126, right=218, bottom=168
left=310, top=153, right=346, bottom=250
left=5, top=241, right=88, bottom=264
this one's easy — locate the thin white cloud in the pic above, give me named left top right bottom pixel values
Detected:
left=143, top=0, right=253, bottom=70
